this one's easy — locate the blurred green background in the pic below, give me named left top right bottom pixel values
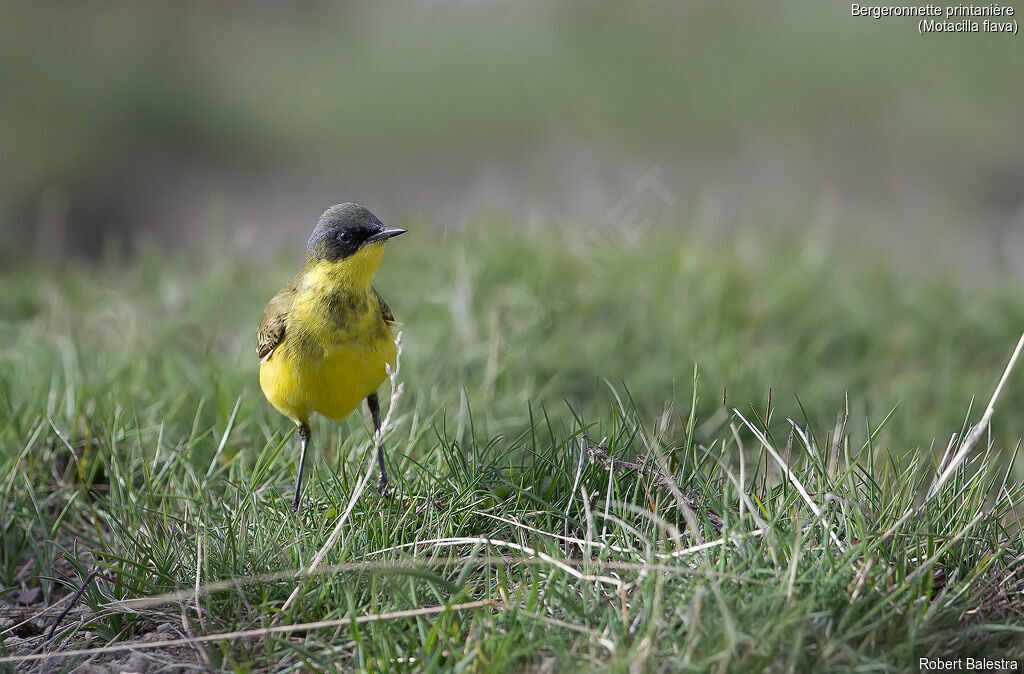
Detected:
left=2, top=2, right=1022, bottom=265
left=2, top=1, right=1024, bottom=460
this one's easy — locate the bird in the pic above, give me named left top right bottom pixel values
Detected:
left=257, top=203, right=406, bottom=511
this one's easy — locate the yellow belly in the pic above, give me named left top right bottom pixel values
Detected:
left=259, top=328, right=397, bottom=425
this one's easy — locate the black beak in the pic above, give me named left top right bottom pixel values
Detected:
left=366, top=226, right=407, bottom=244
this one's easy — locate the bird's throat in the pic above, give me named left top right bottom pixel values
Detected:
left=304, top=242, right=385, bottom=290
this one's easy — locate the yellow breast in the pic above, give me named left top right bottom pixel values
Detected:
left=259, top=254, right=396, bottom=425
left=259, top=335, right=395, bottom=424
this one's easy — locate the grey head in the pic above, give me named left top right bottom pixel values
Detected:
left=306, top=203, right=406, bottom=261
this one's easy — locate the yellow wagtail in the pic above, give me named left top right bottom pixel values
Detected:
left=257, top=203, right=406, bottom=511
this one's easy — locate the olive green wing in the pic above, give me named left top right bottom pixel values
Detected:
left=372, top=285, right=395, bottom=324
left=257, top=280, right=296, bottom=361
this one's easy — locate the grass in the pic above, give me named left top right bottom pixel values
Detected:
left=1, top=219, right=1023, bottom=672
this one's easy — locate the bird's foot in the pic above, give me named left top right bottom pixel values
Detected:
left=376, top=476, right=391, bottom=498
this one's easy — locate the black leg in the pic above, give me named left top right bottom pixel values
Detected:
left=367, top=393, right=390, bottom=494
left=291, top=422, right=311, bottom=512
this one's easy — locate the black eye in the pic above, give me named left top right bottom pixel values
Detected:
left=338, top=230, right=352, bottom=244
